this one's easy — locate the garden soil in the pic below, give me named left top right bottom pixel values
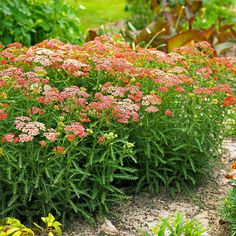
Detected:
left=64, top=138, right=236, bottom=236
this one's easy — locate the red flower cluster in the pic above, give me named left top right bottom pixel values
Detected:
left=0, top=109, right=7, bottom=120
left=224, top=96, right=236, bottom=107
left=225, top=162, right=236, bottom=179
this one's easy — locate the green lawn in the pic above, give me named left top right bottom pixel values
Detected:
left=75, top=0, right=129, bottom=33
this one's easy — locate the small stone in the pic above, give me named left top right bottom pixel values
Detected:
left=100, top=218, right=119, bottom=236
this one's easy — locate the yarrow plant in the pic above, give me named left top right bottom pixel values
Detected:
left=0, top=35, right=235, bottom=223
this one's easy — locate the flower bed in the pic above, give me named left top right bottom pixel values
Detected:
left=0, top=36, right=235, bottom=223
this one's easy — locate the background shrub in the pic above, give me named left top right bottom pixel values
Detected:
left=124, top=0, right=236, bottom=55
left=126, top=0, right=236, bottom=30
left=0, top=0, right=82, bottom=46
left=126, top=0, right=156, bottom=30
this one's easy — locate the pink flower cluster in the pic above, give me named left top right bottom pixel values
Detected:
left=37, top=85, right=90, bottom=105
left=112, top=99, right=140, bottom=123
left=142, top=94, right=162, bottom=113
left=44, top=128, right=58, bottom=142
left=27, top=106, right=46, bottom=115
left=1, top=133, right=18, bottom=143
left=64, top=122, right=86, bottom=138
left=13, top=116, right=46, bottom=142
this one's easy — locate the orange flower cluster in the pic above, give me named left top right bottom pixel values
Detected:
left=52, top=146, right=65, bottom=155
left=225, top=162, right=236, bottom=179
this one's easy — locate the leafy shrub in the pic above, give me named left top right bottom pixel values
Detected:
left=193, top=0, right=236, bottom=29
left=140, top=211, right=208, bottom=236
left=127, top=0, right=236, bottom=30
left=0, top=0, right=82, bottom=46
left=126, top=0, right=156, bottom=30
left=0, top=35, right=235, bottom=223
left=0, top=213, right=62, bottom=236
left=125, top=0, right=236, bottom=55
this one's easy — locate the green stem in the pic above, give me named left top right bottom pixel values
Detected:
left=144, top=116, right=150, bottom=184
left=89, top=115, right=105, bottom=165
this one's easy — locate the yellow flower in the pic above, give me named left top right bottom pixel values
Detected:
left=123, top=142, right=135, bottom=149
left=104, top=132, right=118, bottom=141
left=211, top=99, right=218, bottom=104
left=80, top=87, right=87, bottom=92
left=0, top=92, right=7, bottom=99
left=86, top=129, right=93, bottom=135
left=59, top=116, right=65, bottom=121
left=54, top=105, right=60, bottom=110
left=32, top=89, right=41, bottom=95
left=57, top=122, right=64, bottom=128
left=35, top=69, right=47, bottom=77
left=130, top=78, right=136, bottom=83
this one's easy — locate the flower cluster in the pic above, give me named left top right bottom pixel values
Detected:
left=64, top=122, right=86, bottom=138
left=225, top=162, right=236, bottom=180
left=0, top=34, right=235, bottom=151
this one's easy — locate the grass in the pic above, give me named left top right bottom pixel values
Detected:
left=71, top=0, right=129, bottom=33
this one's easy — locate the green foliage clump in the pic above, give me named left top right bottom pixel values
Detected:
left=0, top=0, right=82, bottom=46
left=140, top=211, right=208, bottom=236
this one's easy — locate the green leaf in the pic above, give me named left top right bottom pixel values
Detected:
left=7, top=195, right=18, bottom=207
left=173, top=144, right=187, bottom=151
left=187, top=156, right=196, bottom=173
left=0, top=4, right=12, bottom=15
left=53, top=170, right=64, bottom=184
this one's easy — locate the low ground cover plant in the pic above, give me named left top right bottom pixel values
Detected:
left=0, top=213, right=62, bottom=236
left=0, top=35, right=235, bottom=224
left=140, top=211, right=208, bottom=236
left=222, top=162, right=236, bottom=235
